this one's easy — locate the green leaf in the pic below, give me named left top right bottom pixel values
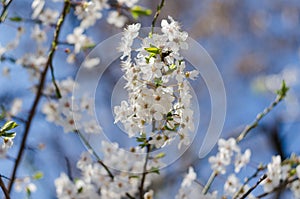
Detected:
left=26, top=187, right=31, bottom=196
left=154, top=152, right=165, bottom=159
left=77, top=187, right=83, bottom=193
left=1, top=132, right=16, bottom=138
left=148, top=167, right=160, bottom=175
left=0, top=105, right=6, bottom=120
left=169, top=63, right=176, bottom=70
left=9, top=16, right=23, bottom=22
left=129, top=175, right=140, bottom=179
left=1, top=121, right=18, bottom=132
left=154, top=78, right=163, bottom=87
left=136, top=137, right=146, bottom=142
left=144, top=46, right=161, bottom=54
left=82, top=43, right=96, bottom=50
left=139, top=143, right=148, bottom=148
left=145, top=53, right=156, bottom=64
left=131, top=6, right=152, bottom=20
left=33, top=171, right=43, bottom=180
left=276, top=80, right=289, bottom=99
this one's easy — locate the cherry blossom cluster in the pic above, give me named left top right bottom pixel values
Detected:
left=175, top=167, right=218, bottom=199
left=208, top=138, right=251, bottom=175
left=114, top=17, right=199, bottom=149
left=262, top=155, right=300, bottom=198
left=42, top=78, right=101, bottom=134
left=55, top=141, right=164, bottom=199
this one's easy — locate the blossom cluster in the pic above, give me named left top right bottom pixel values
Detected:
left=42, top=78, right=101, bottom=134
left=114, top=17, right=199, bottom=149
left=55, top=141, right=164, bottom=199
left=262, top=155, right=300, bottom=198
left=208, top=138, right=251, bottom=175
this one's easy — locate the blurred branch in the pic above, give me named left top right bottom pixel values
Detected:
left=203, top=81, right=288, bottom=195
left=139, top=143, right=151, bottom=199
left=256, top=177, right=299, bottom=198
left=0, top=176, right=10, bottom=199
left=8, top=0, right=71, bottom=193
left=0, top=0, right=13, bottom=23
left=151, top=0, right=165, bottom=34
left=236, top=81, right=288, bottom=143
left=64, top=156, right=73, bottom=181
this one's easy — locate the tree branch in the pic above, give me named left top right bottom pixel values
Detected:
left=0, top=0, right=13, bottom=23
left=7, top=0, right=71, bottom=193
left=139, top=143, right=151, bottom=199
left=256, top=177, right=298, bottom=198
left=0, top=176, right=10, bottom=199
left=151, top=0, right=165, bottom=34
left=202, top=81, right=288, bottom=195
left=233, top=165, right=266, bottom=199
left=239, top=174, right=267, bottom=199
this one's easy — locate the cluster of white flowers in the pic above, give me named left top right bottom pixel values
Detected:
left=261, top=155, right=300, bottom=198
left=208, top=138, right=251, bottom=175
left=29, top=0, right=150, bottom=66
left=42, top=78, right=101, bottom=134
left=14, top=176, right=37, bottom=196
left=0, top=26, right=24, bottom=64
left=55, top=141, right=163, bottom=199
left=176, top=167, right=217, bottom=199
left=114, top=17, right=199, bottom=149
left=223, top=173, right=256, bottom=198
left=16, top=24, right=48, bottom=81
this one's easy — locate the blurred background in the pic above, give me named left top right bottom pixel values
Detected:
left=0, top=0, right=300, bottom=198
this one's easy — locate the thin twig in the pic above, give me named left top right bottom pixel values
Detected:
left=233, top=165, right=266, bottom=199
left=139, top=144, right=151, bottom=199
left=236, top=95, right=285, bottom=143
left=256, top=177, right=298, bottom=198
left=202, top=82, right=288, bottom=195
left=202, top=171, right=217, bottom=194
left=239, top=174, right=267, bottom=199
left=126, top=192, right=135, bottom=199
left=0, top=176, right=10, bottom=199
left=7, top=0, right=71, bottom=193
left=0, top=0, right=13, bottom=23
left=151, top=0, right=165, bottom=34
left=75, top=130, right=114, bottom=179
left=64, top=156, right=73, bottom=181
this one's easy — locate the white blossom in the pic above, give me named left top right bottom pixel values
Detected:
left=31, top=25, right=47, bottom=43
left=107, top=11, right=127, bottom=28
left=39, top=8, right=59, bottom=25
left=224, top=174, right=240, bottom=196
left=234, top=149, right=251, bottom=173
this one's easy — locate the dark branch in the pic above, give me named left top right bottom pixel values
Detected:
left=0, top=0, right=13, bottom=23
left=0, top=176, right=10, bottom=199
left=7, top=0, right=71, bottom=193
